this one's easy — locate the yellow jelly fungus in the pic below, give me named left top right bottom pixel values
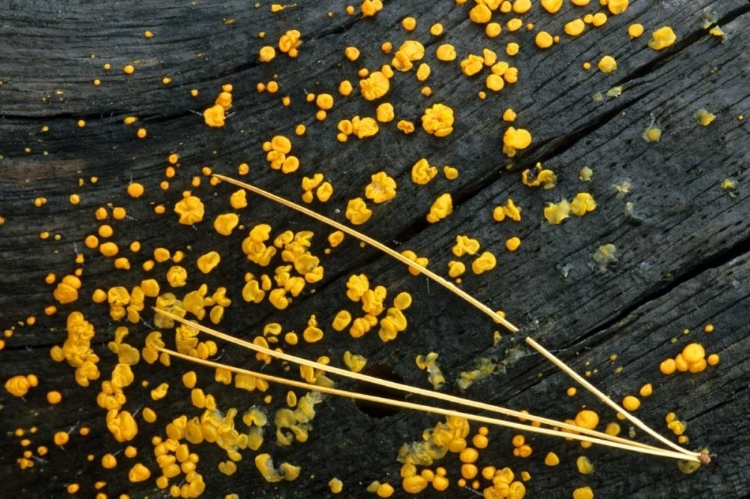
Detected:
left=443, top=166, right=459, bottom=180
left=426, top=193, right=453, bottom=223
left=430, top=23, right=443, bottom=36
left=316, top=93, right=334, bottom=110
left=503, top=127, right=532, bottom=156
left=461, top=54, right=484, bottom=76
left=573, top=486, right=594, bottom=499
left=682, top=343, right=705, bottom=363
left=570, top=193, right=597, bottom=216
left=197, top=251, right=221, bottom=274
left=53, top=275, right=82, bottom=304
left=623, top=395, right=640, bottom=411
left=608, top=0, right=628, bottom=14
left=575, top=409, right=599, bottom=430
left=694, top=109, right=716, bottom=126
left=329, top=477, right=344, bottom=493
left=640, top=383, right=653, bottom=397
left=707, top=353, right=720, bottom=366
left=166, top=266, right=188, bottom=287
left=448, top=261, right=465, bottom=278
left=506, top=237, right=521, bottom=252
left=628, top=23, right=644, bottom=39
left=486, top=74, right=504, bottom=92
left=541, top=0, right=562, bottom=13
left=366, top=172, right=397, bottom=203
left=422, top=103, right=454, bottom=137
left=345, top=198, right=372, bottom=225
left=576, top=456, right=594, bottom=474
left=343, top=351, right=367, bottom=373
left=376, top=103, right=395, bottom=123
left=453, top=235, right=481, bottom=257
left=47, top=390, right=63, bottom=404
left=544, top=452, right=560, bottom=466
left=5, top=375, right=32, bottom=397
left=203, top=104, right=226, bottom=127
left=174, top=195, right=205, bottom=225
left=403, top=476, right=428, bottom=494
left=230, top=189, right=248, bottom=209
left=259, top=46, right=276, bottom=62
left=471, top=252, right=496, bottom=275
left=544, top=200, right=571, bottom=225
left=469, top=4, right=491, bottom=23
left=339, top=80, right=353, bottom=96
left=126, top=183, right=144, bottom=198
left=565, top=19, right=585, bottom=36
left=598, top=55, right=617, bottom=73
left=649, top=26, right=677, bottom=50
left=411, top=158, right=438, bottom=185
left=592, top=12, right=607, bottom=27
left=643, top=125, right=662, bottom=143
left=214, top=213, right=239, bottom=236
left=128, top=463, right=151, bottom=482
left=506, top=42, right=520, bottom=56
left=436, top=44, right=456, bottom=62
left=360, top=71, right=390, bottom=101
left=535, top=31, right=554, bottom=49
left=143, top=407, right=157, bottom=423
left=416, top=63, right=430, bottom=82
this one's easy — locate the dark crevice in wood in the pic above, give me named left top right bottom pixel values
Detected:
left=615, top=3, right=750, bottom=87
left=563, top=234, right=750, bottom=350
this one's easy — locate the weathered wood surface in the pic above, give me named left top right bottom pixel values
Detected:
left=1, top=0, right=749, bottom=498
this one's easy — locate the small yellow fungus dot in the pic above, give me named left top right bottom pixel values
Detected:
left=436, top=44, right=456, bottom=62
left=430, top=23, right=443, bottom=36
left=47, top=390, right=63, bottom=404
left=707, top=353, right=719, bottom=366
left=486, top=74, right=505, bottom=92
left=339, top=80, right=353, bottom=96
left=471, top=252, right=496, bottom=275
left=427, top=193, right=453, bottom=223
left=128, top=463, right=151, bottom=482
left=623, top=395, right=641, bottom=411
left=316, top=93, right=334, bottom=110
left=576, top=456, right=594, bottom=474
left=565, top=19, right=585, bottom=36
left=359, top=71, right=390, bottom=101
left=506, top=237, right=521, bottom=252
left=544, top=452, right=560, bottom=466
left=502, top=127, right=532, bottom=157
left=535, top=31, right=554, bottom=49
left=421, top=103, right=454, bottom=137
left=598, top=55, right=617, bottom=73
left=694, top=109, right=716, bottom=127
left=54, top=431, right=70, bottom=446
left=203, top=104, right=226, bottom=127
left=541, top=0, right=563, bottom=13
left=214, top=213, right=240, bottom=236
left=573, top=486, right=594, bottom=499
left=443, top=166, right=459, bottom=180
left=682, top=343, right=705, bottom=364
left=142, top=407, right=157, bottom=423
left=259, top=46, right=276, bottom=62
left=628, top=23, right=644, bottom=39
left=402, top=16, right=417, bottom=31
left=345, top=198, right=372, bottom=225
left=704, top=324, right=714, bottom=333
left=649, top=26, right=677, bottom=50
left=608, top=0, right=629, bottom=14
left=592, top=12, right=608, bottom=27
left=126, top=183, right=144, bottom=198
left=506, top=42, right=520, bottom=56
left=575, top=409, right=599, bottom=430
left=174, top=195, right=205, bottom=225
left=328, top=477, right=344, bottom=493
left=507, top=18, right=523, bottom=32
left=643, top=124, right=662, bottom=143
left=123, top=64, right=135, bottom=74
left=485, top=22, right=502, bottom=38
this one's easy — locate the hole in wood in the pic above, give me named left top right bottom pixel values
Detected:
left=354, top=363, right=406, bottom=418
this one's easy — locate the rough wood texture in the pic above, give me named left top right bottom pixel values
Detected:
left=1, top=0, right=749, bottom=498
